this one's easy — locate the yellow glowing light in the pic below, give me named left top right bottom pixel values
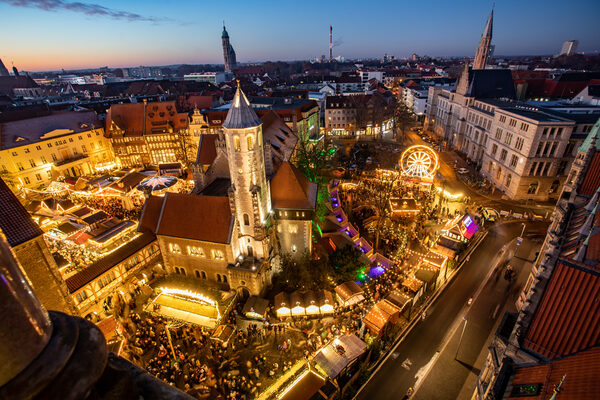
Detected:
left=400, top=145, right=439, bottom=180
left=159, top=287, right=216, bottom=307
left=435, top=187, right=463, bottom=199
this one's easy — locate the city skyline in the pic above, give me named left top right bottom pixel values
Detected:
left=1, top=0, right=599, bottom=71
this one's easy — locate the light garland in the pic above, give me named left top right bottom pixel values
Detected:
left=159, top=287, right=217, bottom=307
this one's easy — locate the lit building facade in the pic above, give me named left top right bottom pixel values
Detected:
left=0, top=110, right=114, bottom=192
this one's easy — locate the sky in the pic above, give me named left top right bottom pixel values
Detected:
left=0, top=0, right=599, bottom=71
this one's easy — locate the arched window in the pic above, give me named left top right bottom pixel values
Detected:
left=528, top=181, right=539, bottom=194
left=243, top=213, right=250, bottom=226
left=234, top=136, right=240, bottom=151
left=201, top=271, right=207, bottom=280
left=223, top=275, right=228, bottom=283
left=247, top=135, right=254, bottom=150
left=180, top=268, right=186, bottom=276
left=550, top=180, right=560, bottom=193
left=258, top=129, right=262, bottom=147
left=195, top=270, right=200, bottom=278
left=217, top=274, right=222, bottom=282
left=506, top=173, right=512, bottom=187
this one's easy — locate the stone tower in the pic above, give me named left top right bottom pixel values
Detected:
left=221, top=25, right=237, bottom=73
left=473, top=9, right=493, bottom=70
left=223, top=84, right=271, bottom=261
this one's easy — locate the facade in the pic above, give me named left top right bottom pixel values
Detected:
left=65, top=232, right=161, bottom=319
left=559, top=39, right=578, bottom=56
left=0, top=110, right=113, bottom=192
left=473, top=120, right=600, bottom=399
left=473, top=9, right=494, bottom=69
left=325, top=94, right=395, bottom=137
left=222, top=25, right=237, bottom=73
left=183, top=72, right=232, bottom=85
left=105, top=100, right=192, bottom=167
left=0, top=177, right=77, bottom=315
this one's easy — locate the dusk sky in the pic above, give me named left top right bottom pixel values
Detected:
left=1, top=0, right=599, bottom=71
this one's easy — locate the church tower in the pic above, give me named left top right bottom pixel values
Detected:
left=223, top=84, right=271, bottom=262
left=473, top=9, right=493, bottom=70
left=221, top=25, right=237, bottom=73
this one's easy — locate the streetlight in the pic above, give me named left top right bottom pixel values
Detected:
left=455, top=317, right=468, bottom=360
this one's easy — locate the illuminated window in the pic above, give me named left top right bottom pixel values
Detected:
left=244, top=213, right=250, bottom=226
left=169, top=243, right=181, bottom=254
left=247, top=135, right=254, bottom=150
left=212, top=250, right=224, bottom=260
left=234, top=136, right=240, bottom=151
left=289, top=224, right=298, bottom=234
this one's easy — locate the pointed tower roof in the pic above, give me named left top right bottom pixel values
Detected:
left=0, top=58, right=10, bottom=77
left=222, top=24, right=229, bottom=38
left=223, top=84, right=262, bottom=129
left=270, top=162, right=317, bottom=210
left=482, top=9, right=493, bottom=39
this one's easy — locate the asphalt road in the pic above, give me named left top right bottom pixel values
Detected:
left=355, top=220, right=548, bottom=400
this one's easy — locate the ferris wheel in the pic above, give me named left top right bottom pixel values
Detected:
left=400, top=145, right=439, bottom=180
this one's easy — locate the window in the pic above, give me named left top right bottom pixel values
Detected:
left=510, top=155, right=518, bottom=168
left=35, top=173, right=42, bottom=181
left=234, top=136, right=240, bottom=151
left=243, top=213, right=250, bottom=226
left=556, top=128, right=563, bottom=137
left=11, top=151, right=18, bottom=156
left=212, top=250, right=224, bottom=260
left=247, top=135, right=254, bottom=150
left=17, top=162, right=24, bottom=171
left=500, top=149, right=507, bottom=161
left=499, top=115, right=506, bottom=123
left=51, top=153, right=57, bottom=162
left=168, top=243, right=181, bottom=254
left=78, top=135, right=83, bottom=140
left=82, top=145, right=87, bottom=153
left=24, top=177, right=30, bottom=184
left=542, top=163, right=551, bottom=176
left=291, top=244, right=297, bottom=252
left=187, top=246, right=205, bottom=257
left=536, top=142, right=544, bottom=156
left=289, top=224, right=298, bottom=234
left=76, top=290, right=88, bottom=303
left=195, top=270, right=200, bottom=278
left=69, top=138, right=74, bottom=142
left=557, top=160, right=568, bottom=176
left=496, top=167, right=502, bottom=180
left=24, top=148, right=30, bottom=154
left=29, top=159, right=36, bottom=168
left=35, top=145, right=41, bottom=150
left=520, top=123, right=529, bottom=132
left=495, top=128, right=502, bottom=140
left=509, top=119, right=517, bottom=127
left=201, top=271, right=207, bottom=279
left=542, top=127, right=549, bottom=136
left=549, top=142, right=558, bottom=157
left=41, top=156, right=47, bottom=164
left=491, top=144, right=498, bottom=156
left=527, top=182, right=538, bottom=194
left=488, top=161, right=493, bottom=172
left=506, top=173, right=512, bottom=187
left=504, top=132, right=513, bottom=146
left=47, top=143, right=52, bottom=148
left=515, top=137, right=524, bottom=151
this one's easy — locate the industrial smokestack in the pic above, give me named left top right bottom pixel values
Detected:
left=329, top=25, right=333, bottom=61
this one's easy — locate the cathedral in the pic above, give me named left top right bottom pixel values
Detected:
left=222, top=25, right=237, bottom=73
left=140, top=85, right=316, bottom=296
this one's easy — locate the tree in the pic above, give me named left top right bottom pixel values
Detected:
left=394, top=102, right=413, bottom=143
left=362, top=171, right=399, bottom=250
left=278, top=253, right=331, bottom=290
left=329, top=244, right=367, bottom=283
left=293, top=139, right=331, bottom=184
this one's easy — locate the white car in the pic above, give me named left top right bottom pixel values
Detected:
left=457, top=168, right=469, bottom=174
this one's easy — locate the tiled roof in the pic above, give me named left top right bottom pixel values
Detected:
left=138, top=195, right=164, bottom=233
left=148, top=193, right=233, bottom=244
left=0, top=110, right=100, bottom=150
left=196, top=134, right=218, bottom=165
left=270, top=162, right=317, bottom=210
left=222, top=86, right=262, bottom=129
left=579, top=152, right=600, bottom=197
left=507, top=346, right=600, bottom=400
left=523, top=262, right=600, bottom=359
left=105, top=101, right=188, bottom=137
left=65, top=232, right=156, bottom=293
left=0, top=178, right=43, bottom=246
left=261, top=110, right=297, bottom=168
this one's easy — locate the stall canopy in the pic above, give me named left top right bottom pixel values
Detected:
left=211, top=324, right=235, bottom=344
left=334, top=281, right=365, bottom=307
left=313, top=334, right=367, bottom=379
left=136, top=175, right=178, bottom=192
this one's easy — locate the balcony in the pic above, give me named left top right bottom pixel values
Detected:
left=55, top=154, right=89, bottom=167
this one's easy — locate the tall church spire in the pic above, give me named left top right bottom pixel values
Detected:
left=473, top=9, right=494, bottom=69
left=223, top=84, right=262, bottom=129
left=221, top=24, right=237, bottom=73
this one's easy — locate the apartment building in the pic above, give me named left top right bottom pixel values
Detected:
left=0, top=110, right=113, bottom=192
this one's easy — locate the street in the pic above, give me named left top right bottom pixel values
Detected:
left=355, top=220, right=548, bottom=400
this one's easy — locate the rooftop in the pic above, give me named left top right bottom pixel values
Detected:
left=0, top=177, right=43, bottom=247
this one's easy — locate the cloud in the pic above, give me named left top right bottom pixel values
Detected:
left=1, top=0, right=169, bottom=23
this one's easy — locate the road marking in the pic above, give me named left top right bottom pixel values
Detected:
left=401, top=358, right=412, bottom=370
left=491, top=304, right=500, bottom=319
left=411, top=239, right=517, bottom=396
left=414, top=352, right=439, bottom=386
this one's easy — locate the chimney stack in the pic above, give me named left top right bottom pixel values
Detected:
left=329, top=25, right=333, bottom=61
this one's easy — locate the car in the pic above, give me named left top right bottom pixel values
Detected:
left=457, top=168, right=469, bottom=174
